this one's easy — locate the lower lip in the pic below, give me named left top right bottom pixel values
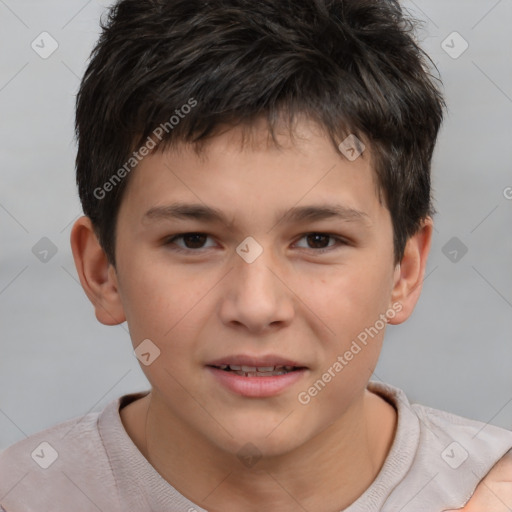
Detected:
left=206, top=367, right=307, bottom=398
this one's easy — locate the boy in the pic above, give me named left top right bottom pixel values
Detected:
left=1, top=0, right=511, bottom=510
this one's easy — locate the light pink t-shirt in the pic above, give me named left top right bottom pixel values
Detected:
left=1, top=381, right=511, bottom=511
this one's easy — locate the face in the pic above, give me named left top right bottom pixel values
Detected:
left=112, top=118, right=399, bottom=457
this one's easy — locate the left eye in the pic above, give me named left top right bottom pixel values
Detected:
left=294, top=233, right=345, bottom=252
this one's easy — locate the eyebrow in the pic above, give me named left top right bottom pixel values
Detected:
left=143, top=202, right=371, bottom=228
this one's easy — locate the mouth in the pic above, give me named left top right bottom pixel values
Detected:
left=208, top=364, right=305, bottom=377
left=205, top=356, right=308, bottom=397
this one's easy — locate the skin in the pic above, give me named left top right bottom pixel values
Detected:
left=71, top=117, right=510, bottom=511
left=445, top=450, right=512, bottom=512
left=445, top=449, right=512, bottom=511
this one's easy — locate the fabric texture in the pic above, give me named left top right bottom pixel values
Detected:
left=1, top=381, right=511, bottom=511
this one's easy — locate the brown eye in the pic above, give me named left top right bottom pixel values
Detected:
left=294, top=233, right=346, bottom=253
left=305, top=234, right=331, bottom=249
left=165, top=233, right=216, bottom=251
left=180, top=233, right=208, bottom=249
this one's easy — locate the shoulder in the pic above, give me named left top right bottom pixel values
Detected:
left=0, top=408, right=120, bottom=512
left=412, top=400, right=512, bottom=450
left=413, top=401, right=512, bottom=472
left=415, top=403, right=512, bottom=509
left=368, top=382, right=512, bottom=511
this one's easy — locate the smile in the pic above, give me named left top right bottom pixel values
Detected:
left=212, top=364, right=300, bottom=377
left=206, top=363, right=308, bottom=397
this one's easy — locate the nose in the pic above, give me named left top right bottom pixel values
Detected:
left=218, top=243, right=295, bottom=334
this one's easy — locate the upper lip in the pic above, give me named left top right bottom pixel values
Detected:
left=206, top=355, right=307, bottom=368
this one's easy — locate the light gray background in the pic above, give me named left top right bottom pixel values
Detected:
left=0, top=0, right=511, bottom=451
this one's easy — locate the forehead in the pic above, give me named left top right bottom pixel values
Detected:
left=119, top=117, right=386, bottom=228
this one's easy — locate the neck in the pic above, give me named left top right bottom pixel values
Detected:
left=121, top=388, right=397, bottom=512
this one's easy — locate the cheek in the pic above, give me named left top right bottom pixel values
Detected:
left=303, top=260, right=393, bottom=344
left=119, top=270, right=208, bottom=396
left=116, top=254, right=205, bottom=346
left=295, top=268, right=389, bottom=417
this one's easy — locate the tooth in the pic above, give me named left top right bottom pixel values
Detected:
left=218, top=364, right=228, bottom=370
left=229, top=365, right=242, bottom=370
left=241, top=365, right=258, bottom=372
left=284, top=366, right=295, bottom=371
left=257, top=366, right=275, bottom=372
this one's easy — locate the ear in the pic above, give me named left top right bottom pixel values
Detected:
left=387, top=217, right=433, bottom=325
left=70, top=216, right=126, bottom=326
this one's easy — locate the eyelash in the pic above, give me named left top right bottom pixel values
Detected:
left=164, top=232, right=348, bottom=254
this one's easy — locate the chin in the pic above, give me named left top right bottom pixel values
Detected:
left=212, top=416, right=314, bottom=460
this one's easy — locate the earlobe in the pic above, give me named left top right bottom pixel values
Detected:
left=387, top=218, right=433, bottom=325
left=70, top=216, right=126, bottom=326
